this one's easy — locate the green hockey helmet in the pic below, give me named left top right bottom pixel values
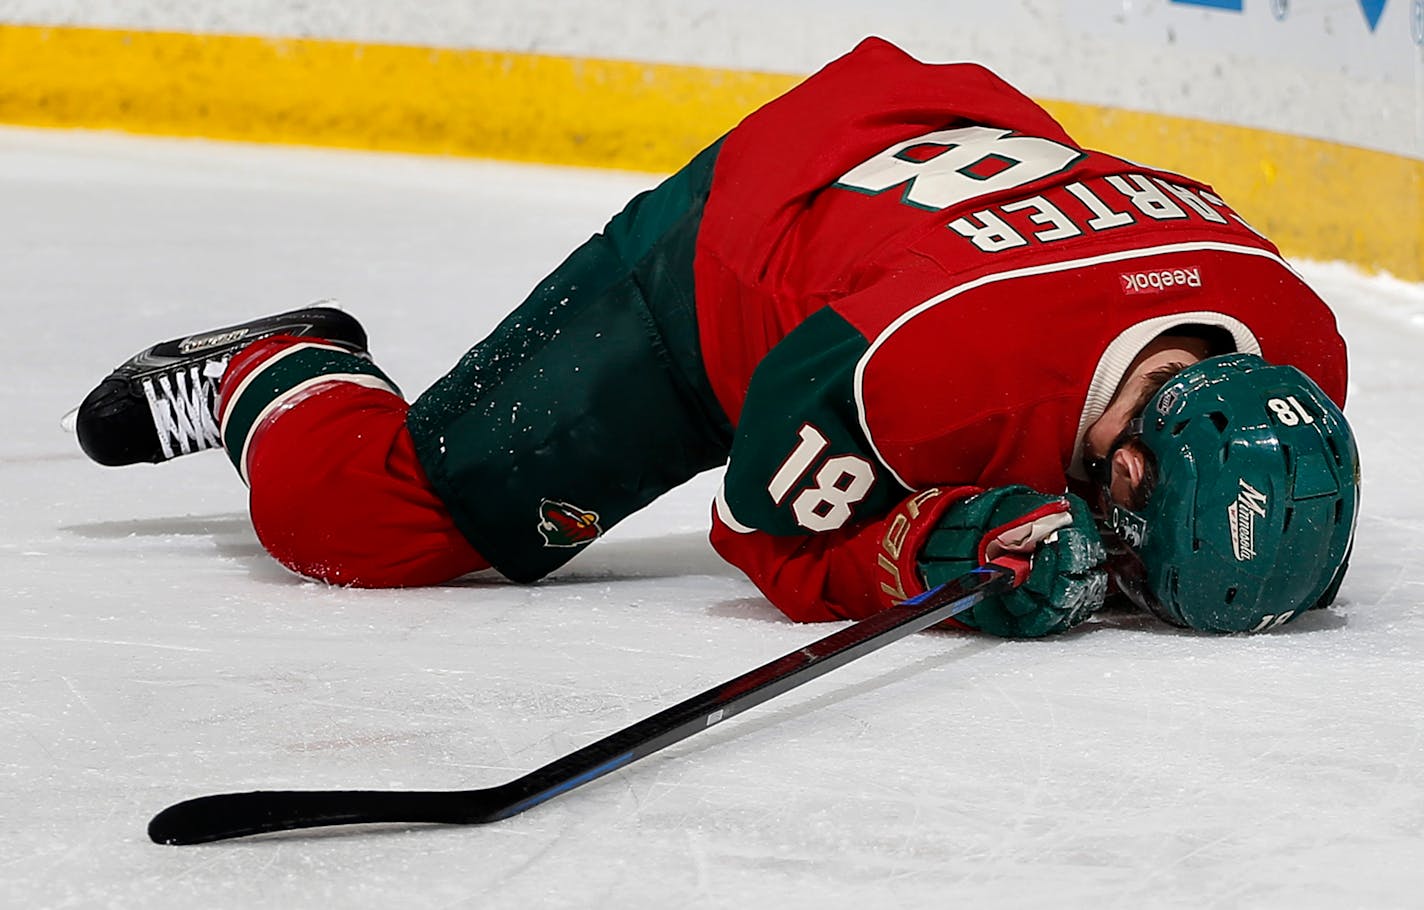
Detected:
left=1100, top=353, right=1360, bottom=633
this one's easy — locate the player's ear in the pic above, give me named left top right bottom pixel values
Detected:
left=1108, top=446, right=1145, bottom=509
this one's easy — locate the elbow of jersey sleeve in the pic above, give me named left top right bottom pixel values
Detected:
left=708, top=513, right=855, bottom=622
left=708, top=485, right=983, bottom=624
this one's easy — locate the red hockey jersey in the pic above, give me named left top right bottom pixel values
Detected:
left=693, top=38, right=1348, bottom=623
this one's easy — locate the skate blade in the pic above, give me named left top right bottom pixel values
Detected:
left=60, top=406, right=78, bottom=433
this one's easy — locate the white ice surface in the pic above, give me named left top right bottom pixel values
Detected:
left=3, top=127, right=1423, bottom=910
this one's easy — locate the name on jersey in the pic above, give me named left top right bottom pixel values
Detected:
left=833, top=125, right=1250, bottom=257
left=942, top=174, right=1237, bottom=256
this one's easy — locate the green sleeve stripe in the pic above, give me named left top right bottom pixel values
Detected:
left=723, top=307, right=906, bottom=536
left=220, top=342, right=398, bottom=482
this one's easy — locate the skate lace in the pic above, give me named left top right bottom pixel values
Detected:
left=141, top=357, right=230, bottom=459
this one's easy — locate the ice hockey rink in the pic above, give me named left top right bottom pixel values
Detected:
left=3, top=125, right=1422, bottom=909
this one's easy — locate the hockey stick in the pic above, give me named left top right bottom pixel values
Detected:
left=148, top=563, right=1015, bottom=844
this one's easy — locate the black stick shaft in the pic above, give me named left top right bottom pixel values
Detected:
left=149, top=565, right=1011, bottom=844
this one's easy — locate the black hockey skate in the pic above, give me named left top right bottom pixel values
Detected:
left=75, top=305, right=368, bottom=466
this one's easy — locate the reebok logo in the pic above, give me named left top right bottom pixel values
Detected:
left=1121, top=266, right=1202, bottom=295
left=1227, top=480, right=1268, bottom=561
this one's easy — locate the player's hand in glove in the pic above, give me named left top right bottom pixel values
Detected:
left=918, top=486, right=1107, bottom=638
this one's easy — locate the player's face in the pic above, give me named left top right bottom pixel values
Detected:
left=1088, top=431, right=1174, bottom=625
left=1083, top=336, right=1206, bottom=514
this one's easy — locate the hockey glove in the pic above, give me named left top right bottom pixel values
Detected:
left=918, top=486, right=1107, bottom=638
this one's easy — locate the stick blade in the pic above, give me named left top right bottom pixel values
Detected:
left=149, top=567, right=1013, bottom=845
left=148, top=789, right=476, bottom=844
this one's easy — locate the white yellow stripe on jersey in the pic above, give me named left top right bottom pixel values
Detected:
left=850, top=241, right=1285, bottom=491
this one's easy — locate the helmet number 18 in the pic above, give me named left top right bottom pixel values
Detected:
left=1267, top=396, right=1315, bottom=427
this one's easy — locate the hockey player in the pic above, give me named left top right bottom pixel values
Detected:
left=75, top=37, right=1359, bottom=637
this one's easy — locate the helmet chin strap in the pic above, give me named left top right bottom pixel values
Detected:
left=1101, top=502, right=1147, bottom=549
left=1087, top=416, right=1181, bottom=623
left=1095, top=508, right=1184, bottom=626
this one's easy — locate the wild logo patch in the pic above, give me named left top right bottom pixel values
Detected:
left=537, top=499, right=602, bottom=548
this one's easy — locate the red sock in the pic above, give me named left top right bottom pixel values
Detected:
left=218, top=335, right=489, bottom=587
